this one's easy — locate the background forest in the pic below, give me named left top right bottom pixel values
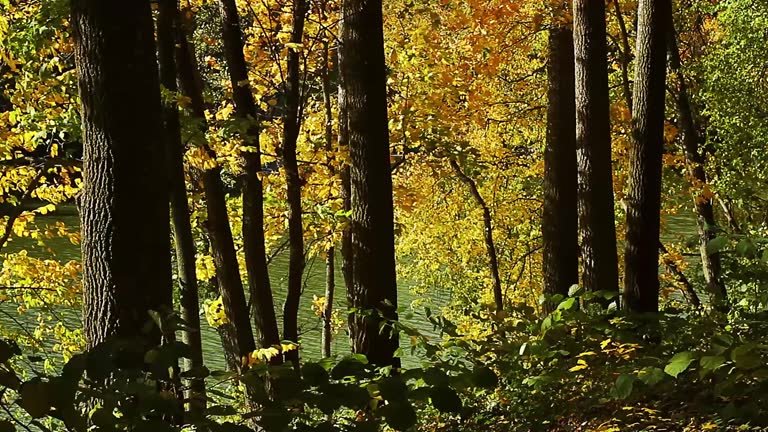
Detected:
left=1, top=0, right=768, bottom=430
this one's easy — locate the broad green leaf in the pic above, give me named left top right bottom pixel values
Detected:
left=731, top=344, right=761, bottom=370
left=568, top=284, right=584, bottom=297
left=301, top=362, right=329, bottom=387
left=471, top=366, right=498, bottom=388
left=706, top=236, right=728, bottom=255
left=429, top=385, right=462, bottom=413
left=381, top=401, right=416, bottom=431
left=736, top=239, right=757, bottom=257
left=19, top=379, right=50, bottom=418
left=557, top=297, right=577, bottom=311
left=700, top=355, right=726, bottom=372
left=378, top=376, right=408, bottom=402
left=611, top=374, right=634, bottom=400
left=636, top=367, right=665, bottom=386
left=665, top=351, right=695, bottom=378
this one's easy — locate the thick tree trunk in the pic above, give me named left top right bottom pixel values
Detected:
left=218, top=0, right=282, bottom=351
left=281, top=0, right=308, bottom=367
left=542, top=16, right=578, bottom=310
left=623, top=0, right=669, bottom=313
left=338, top=32, right=355, bottom=315
left=72, top=0, right=172, bottom=348
left=573, top=0, right=619, bottom=296
left=340, top=0, right=399, bottom=366
left=176, top=10, right=255, bottom=363
left=667, top=14, right=728, bottom=307
left=157, top=0, right=206, bottom=417
left=449, top=159, right=503, bottom=311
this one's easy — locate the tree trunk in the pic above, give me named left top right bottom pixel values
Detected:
left=623, top=0, right=669, bottom=313
left=449, top=159, right=503, bottom=311
left=217, top=0, right=282, bottom=351
left=613, top=0, right=633, bottom=112
left=157, top=0, right=206, bottom=417
left=340, top=0, right=399, bottom=366
left=280, top=0, right=308, bottom=367
left=176, top=8, right=255, bottom=363
left=321, top=26, right=336, bottom=359
left=338, top=27, right=355, bottom=318
left=667, top=12, right=728, bottom=307
left=573, top=0, right=619, bottom=296
left=542, top=14, right=578, bottom=310
left=71, top=0, right=172, bottom=348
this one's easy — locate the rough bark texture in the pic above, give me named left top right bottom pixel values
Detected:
left=176, top=9, right=255, bottom=361
left=623, top=0, right=669, bottom=313
left=338, top=26, right=355, bottom=311
left=667, top=14, right=728, bottom=307
left=340, top=0, right=399, bottom=366
left=281, top=0, right=308, bottom=366
left=573, top=0, right=619, bottom=295
left=542, top=19, right=578, bottom=310
left=157, top=0, right=206, bottom=416
left=71, top=0, right=172, bottom=348
left=449, top=159, right=503, bottom=311
left=613, top=0, right=633, bottom=112
left=218, top=0, right=282, bottom=350
left=322, top=249, right=335, bottom=358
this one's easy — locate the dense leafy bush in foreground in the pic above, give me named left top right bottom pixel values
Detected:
left=2, top=292, right=768, bottom=431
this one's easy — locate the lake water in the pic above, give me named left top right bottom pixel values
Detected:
left=0, top=206, right=452, bottom=370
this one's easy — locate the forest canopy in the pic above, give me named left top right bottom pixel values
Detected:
left=1, top=0, right=768, bottom=430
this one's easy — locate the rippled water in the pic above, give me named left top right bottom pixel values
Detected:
left=0, top=206, right=452, bottom=369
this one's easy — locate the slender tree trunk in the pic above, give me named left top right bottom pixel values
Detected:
left=573, top=0, right=619, bottom=296
left=72, top=0, right=172, bottom=348
left=613, top=0, right=633, bottom=112
left=449, top=159, right=503, bottom=311
left=340, top=0, right=399, bottom=366
left=321, top=25, right=336, bottom=358
left=659, top=241, right=701, bottom=307
left=624, top=0, right=669, bottom=313
left=157, top=0, right=206, bottom=417
left=218, top=0, right=282, bottom=350
left=176, top=10, right=255, bottom=363
left=542, top=12, right=578, bottom=311
left=281, top=0, right=308, bottom=367
left=667, top=13, right=728, bottom=307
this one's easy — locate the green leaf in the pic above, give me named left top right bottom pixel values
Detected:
left=731, top=344, right=761, bottom=370
left=665, top=351, right=695, bottom=378
left=378, top=377, right=408, bottom=402
left=0, top=339, right=21, bottom=364
left=302, top=362, right=329, bottom=387
left=706, top=236, right=728, bottom=255
left=470, top=366, right=498, bottom=388
left=636, top=367, right=665, bottom=386
left=557, top=297, right=577, bottom=311
left=429, top=385, right=462, bottom=413
left=700, top=355, right=726, bottom=372
left=611, top=374, right=634, bottom=400
left=19, top=379, right=51, bottom=418
left=568, top=284, right=584, bottom=297
left=179, top=366, right=210, bottom=379
left=380, top=401, right=416, bottom=431
left=736, top=239, right=757, bottom=257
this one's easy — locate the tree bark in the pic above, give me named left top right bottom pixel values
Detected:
left=338, top=23, right=355, bottom=319
left=623, top=0, right=669, bottom=313
left=157, top=0, right=206, bottom=417
left=340, top=0, right=399, bottom=366
left=449, top=159, right=503, bottom=311
left=667, top=11, right=728, bottom=307
left=573, top=0, right=619, bottom=296
left=176, top=8, right=255, bottom=363
left=280, top=0, right=308, bottom=367
left=71, top=0, right=172, bottom=348
left=218, top=0, right=282, bottom=351
left=321, top=25, right=336, bottom=359
left=542, top=13, right=578, bottom=311
left=613, top=0, right=633, bottom=112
